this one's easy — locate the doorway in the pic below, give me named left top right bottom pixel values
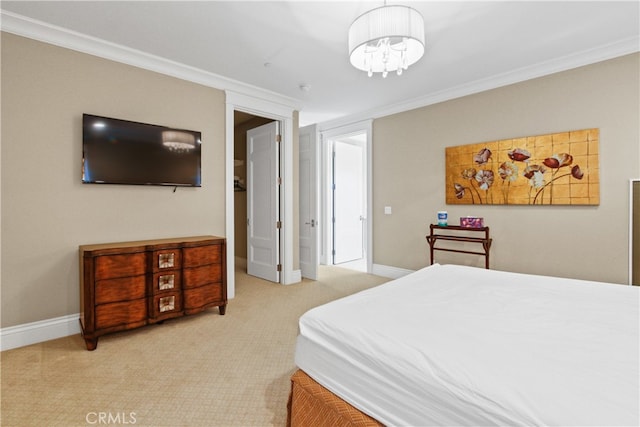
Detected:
left=320, top=121, right=372, bottom=273
left=226, top=91, right=299, bottom=297
left=246, top=121, right=281, bottom=283
left=233, top=112, right=280, bottom=283
left=332, top=136, right=365, bottom=267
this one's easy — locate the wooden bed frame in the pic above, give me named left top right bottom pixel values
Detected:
left=287, top=369, right=383, bottom=427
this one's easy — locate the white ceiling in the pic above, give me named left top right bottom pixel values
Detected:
left=2, top=1, right=638, bottom=126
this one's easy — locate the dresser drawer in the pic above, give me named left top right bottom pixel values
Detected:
left=95, top=252, right=146, bottom=280
left=183, top=264, right=222, bottom=289
left=95, top=298, right=147, bottom=329
left=80, top=236, right=225, bottom=350
left=95, top=275, right=147, bottom=305
left=151, top=293, right=183, bottom=318
left=152, top=271, right=182, bottom=294
left=183, top=283, right=223, bottom=310
left=183, top=244, right=222, bottom=268
left=152, top=249, right=182, bottom=272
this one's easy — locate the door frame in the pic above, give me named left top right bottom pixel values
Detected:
left=319, top=120, right=373, bottom=273
left=630, top=178, right=640, bottom=285
left=226, top=91, right=300, bottom=298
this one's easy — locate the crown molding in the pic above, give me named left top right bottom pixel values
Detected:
left=0, top=10, right=302, bottom=111
left=1, top=9, right=637, bottom=127
left=319, top=35, right=640, bottom=129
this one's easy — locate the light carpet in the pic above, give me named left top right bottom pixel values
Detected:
left=1, top=264, right=388, bottom=426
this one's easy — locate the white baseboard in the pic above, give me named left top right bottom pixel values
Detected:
left=0, top=313, right=80, bottom=352
left=372, top=264, right=415, bottom=279
left=284, top=269, right=302, bottom=285
left=1, top=265, right=404, bottom=351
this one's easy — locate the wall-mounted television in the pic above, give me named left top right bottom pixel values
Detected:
left=82, top=114, right=202, bottom=187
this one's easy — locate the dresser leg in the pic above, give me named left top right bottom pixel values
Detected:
left=219, top=304, right=227, bottom=315
left=84, top=337, right=98, bottom=351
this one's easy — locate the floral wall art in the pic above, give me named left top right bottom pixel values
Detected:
left=445, top=128, right=599, bottom=205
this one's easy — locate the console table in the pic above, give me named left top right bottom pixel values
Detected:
left=79, top=236, right=226, bottom=350
left=426, top=224, right=492, bottom=269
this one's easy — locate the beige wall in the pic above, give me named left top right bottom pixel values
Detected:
left=373, top=53, right=639, bottom=284
left=1, top=33, right=226, bottom=327
left=2, top=32, right=636, bottom=332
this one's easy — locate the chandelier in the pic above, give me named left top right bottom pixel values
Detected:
left=348, top=4, right=425, bottom=78
left=162, top=130, right=196, bottom=152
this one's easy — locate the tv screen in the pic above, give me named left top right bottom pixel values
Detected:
left=82, top=114, right=202, bottom=187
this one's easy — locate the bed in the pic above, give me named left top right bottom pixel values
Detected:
left=289, top=264, right=639, bottom=426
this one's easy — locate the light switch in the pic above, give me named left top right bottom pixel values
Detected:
left=384, top=206, right=392, bottom=215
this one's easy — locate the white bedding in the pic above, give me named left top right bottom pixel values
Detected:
left=294, top=264, right=639, bottom=426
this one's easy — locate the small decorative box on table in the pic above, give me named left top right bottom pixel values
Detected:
left=426, top=224, right=492, bottom=269
left=460, top=216, right=484, bottom=228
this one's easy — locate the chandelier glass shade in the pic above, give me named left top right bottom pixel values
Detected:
left=348, top=4, right=425, bottom=78
left=162, top=130, right=196, bottom=152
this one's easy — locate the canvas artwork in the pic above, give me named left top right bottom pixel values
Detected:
left=445, top=128, right=599, bottom=205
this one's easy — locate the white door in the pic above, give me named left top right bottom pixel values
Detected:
left=299, top=125, right=318, bottom=280
left=247, top=121, right=280, bottom=282
left=333, top=140, right=364, bottom=264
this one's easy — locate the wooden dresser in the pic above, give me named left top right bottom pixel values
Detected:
left=79, top=236, right=226, bottom=350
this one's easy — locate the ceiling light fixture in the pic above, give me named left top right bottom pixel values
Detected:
left=348, top=3, right=425, bottom=78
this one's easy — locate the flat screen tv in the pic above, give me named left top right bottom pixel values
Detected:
left=82, top=114, right=202, bottom=187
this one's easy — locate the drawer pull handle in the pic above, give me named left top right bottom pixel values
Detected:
left=159, top=253, right=175, bottom=269
left=159, top=296, right=175, bottom=312
left=158, top=274, right=175, bottom=290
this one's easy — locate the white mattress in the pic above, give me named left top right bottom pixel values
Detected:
left=295, top=264, right=640, bottom=426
